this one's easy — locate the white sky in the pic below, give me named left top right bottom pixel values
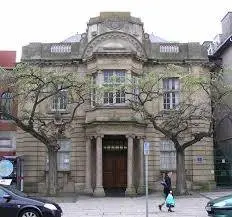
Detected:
left=1, top=0, right=231, bottom=61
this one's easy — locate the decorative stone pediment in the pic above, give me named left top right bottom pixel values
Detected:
left=82, top=31, right=147, bottom=60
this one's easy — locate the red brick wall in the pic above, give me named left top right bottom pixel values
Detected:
left=0, top=51, right=17, bottom=156
left=0, top=51, right=16, bottom=69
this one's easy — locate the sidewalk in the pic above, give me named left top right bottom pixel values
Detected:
left=53, top=191, right=232, bottom=217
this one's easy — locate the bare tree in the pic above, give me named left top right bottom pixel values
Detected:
left=122, top=64, right=231, bottom=195
left=0, top=63, right=89, bottom=195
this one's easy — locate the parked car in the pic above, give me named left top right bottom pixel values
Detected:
left=206, top=194, right=232, bottom=217
left=0, top=184, right=63, bottom=217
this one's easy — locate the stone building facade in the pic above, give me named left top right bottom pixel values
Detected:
left=19, top=12, right=214, bottom=195
left=208, top=12, right=232, bottom=186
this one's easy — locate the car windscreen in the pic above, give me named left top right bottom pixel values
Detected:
left=3, top=185, right=27, bottom=197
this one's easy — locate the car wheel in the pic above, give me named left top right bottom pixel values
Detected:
left=19, top=209, right=40, bottom=217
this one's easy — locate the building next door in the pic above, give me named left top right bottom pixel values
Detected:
left=103, top=136, right=127, bottom=191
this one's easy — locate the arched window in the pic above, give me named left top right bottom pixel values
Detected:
left=1, top=92, right=13, bottom=119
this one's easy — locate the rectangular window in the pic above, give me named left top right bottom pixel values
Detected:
left=51, top=86, right=68, bottom=111
left=103, top=70, right=125, bottom=105
left=57, top=139, right=71, bottom=171
left=163, top=78, right=180, bottom=110
left=46, top=140, right=71, bottom=171
left=132, top=75, right=139, bottom=102
left=1, top=92, right=13, bottom=120
left=91, top=73, right=97, bottom=106
left=0, top=138, right=12, bottom=148
left=160, top=140, right=176, bottom=170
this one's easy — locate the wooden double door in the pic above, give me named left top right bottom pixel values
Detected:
left=103, top=151, right=127, bottom=188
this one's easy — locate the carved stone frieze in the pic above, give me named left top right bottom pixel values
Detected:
left=82, top=32, right=146, bottom=60
left=104, top=15, right=125, bottom=30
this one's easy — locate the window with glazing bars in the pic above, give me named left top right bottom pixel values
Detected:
left=51, top=86, right=68, bottom=111
left=163, top=78, right=180, bottom=109
left=103, top=70, right=125, bottom=104
left=91, top=73, right=97, bottom=106
left=160, top=140, right=176, bottom=170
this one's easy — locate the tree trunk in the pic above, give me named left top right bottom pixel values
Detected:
left=175, top=148, right=187, bottom=195
left=47, top=146, right=58, bottom=195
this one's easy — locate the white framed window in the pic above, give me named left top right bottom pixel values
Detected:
left=91, top=73, right=97, bottom=107
left=51, top=86, right=68, bottom=111
left=46, top=139, right=71, bottom=171
left=57, top=139, right=71, bottom=171
left=0, top=132, right=16, bottom=152
left=103, top=70, right=125, bottom=105
left=132, top=75, right=139, bottom=101
left=163, top=78, right=180, bottom=110
left=0, top=138, right=12, bottom=148
left=160, top=140, right=176, bottom=170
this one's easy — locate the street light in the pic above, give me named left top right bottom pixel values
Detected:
left=144, top=141, right=150, bottom=217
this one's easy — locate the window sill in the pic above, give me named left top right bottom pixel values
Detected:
left=90, top=104, right=129, bottom=110
left=160, top=169, right=176, bottom=172
left=47, top=110, right=69, bottom=115
left=160, top=109, right=180, bottom=115
left=57, top=169, right=70, bottom=172
left=45, top=169, right=70, bottom=172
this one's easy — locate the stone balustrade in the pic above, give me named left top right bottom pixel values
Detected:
left=21, top=41, right=207, bottom=61
left=50, top=44, right=71, bottom=53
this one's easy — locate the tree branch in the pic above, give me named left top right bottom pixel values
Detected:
left=3, top=112, right=50, bottom=146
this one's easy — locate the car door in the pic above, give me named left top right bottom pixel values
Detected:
left=214, top=198, right=232, bottom=216
left=223, top=198, right=232, bottom=216
left=0, top=187, right=19, bottom=217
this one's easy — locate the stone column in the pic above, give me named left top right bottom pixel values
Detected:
left=84, top=136, right=93, bottom=194
left=137, top=137, right=145, bottom=194
left=125, top=135, right=136, bottom=196
left=93, top=135, right=105, bottom=197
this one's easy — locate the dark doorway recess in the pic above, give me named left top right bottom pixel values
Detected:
left=103, top=135, right=127, bottom=196
left=104, top=187, right=126, bottom=197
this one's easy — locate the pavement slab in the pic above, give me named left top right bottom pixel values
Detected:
left=58, top=193, right=214, bottom=217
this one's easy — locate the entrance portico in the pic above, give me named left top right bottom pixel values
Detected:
left=84, top=129, right=145, bottom=196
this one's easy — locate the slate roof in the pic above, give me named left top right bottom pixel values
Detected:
left=211, top=34, right=232, bottom=58
left=149, top=33, right=167, bottom=43
left=62, top=33, right=82, bottom=43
